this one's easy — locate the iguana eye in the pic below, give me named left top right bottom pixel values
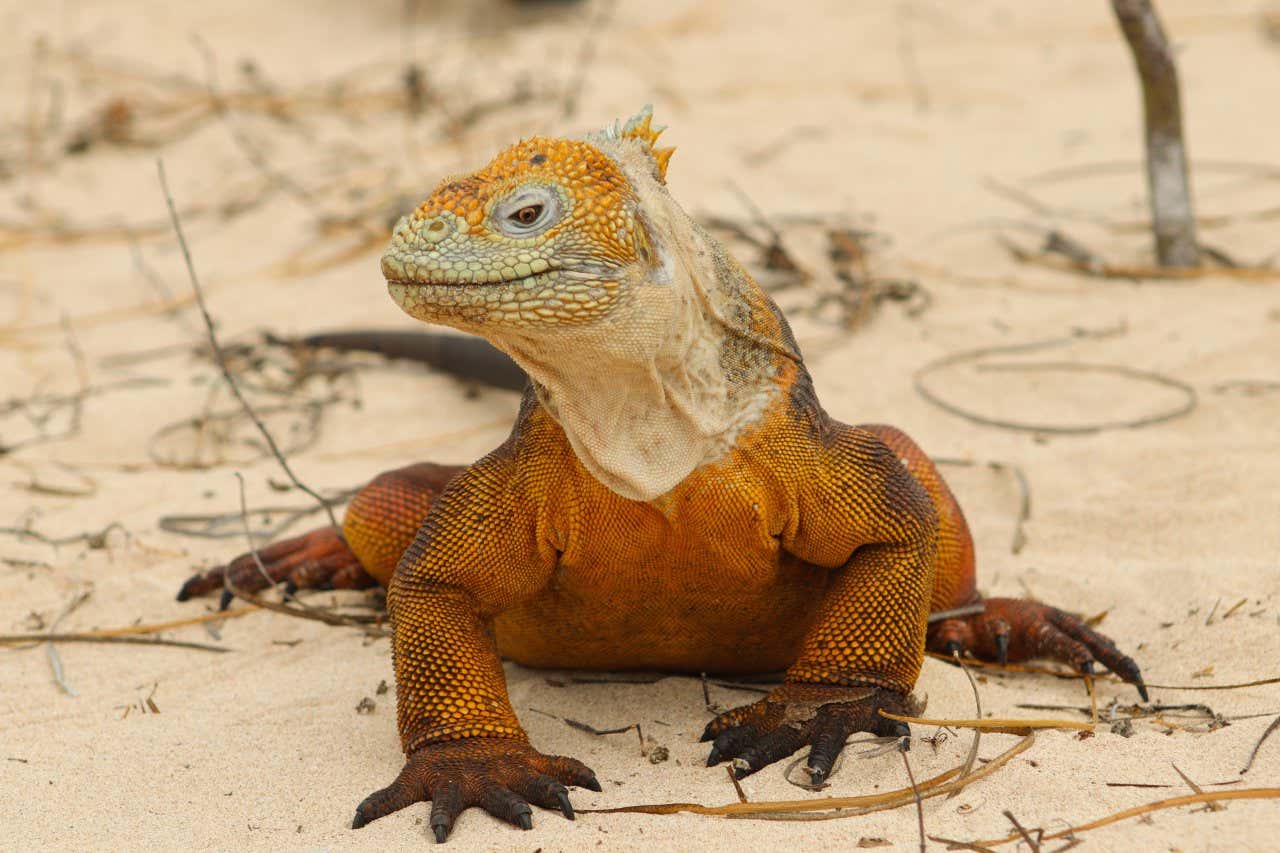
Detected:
left=511, top=205, right=543, bottom=225
left=494, top=186, right=560, bottom=238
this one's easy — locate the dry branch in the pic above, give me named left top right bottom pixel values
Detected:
left=584, top=733, right=1035, bottom=820
left=1241, top=715, right=1280, bottom=775
left=1111, top=0, right=1200, bottom=267
left=156, top=159, right=340, bottom=533
left=973, top=788, right=1280, bottom=847
left=0, top=633, right=230, bottom=653
left=914, top=331, right=1198, bottom=436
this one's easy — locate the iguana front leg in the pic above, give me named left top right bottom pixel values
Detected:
left=350, top=449, right=599, bottom=840
left=707, top=425, right=938, bottom=783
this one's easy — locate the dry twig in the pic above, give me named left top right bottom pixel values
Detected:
left=584, top=733, right=1035, bottom=821
left=0, top=633, right=229, bottom=653
left=901, top=742, right=926, bottom=853
left=1111, top=0, right=1199, bottom=267
left=972, top=788, right=1280, bottom=847
left=1241, top=715, right=1280, bottom=775
left=156, top=159, right=340, bottom=532
left=914, top=330, right=1197, bottom=436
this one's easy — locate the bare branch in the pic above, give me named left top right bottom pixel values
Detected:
left=1111, top=0, right=1200, bottom=267
left=155, top=159, right=341, bottom=532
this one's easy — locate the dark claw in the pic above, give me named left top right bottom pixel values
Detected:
left=282, top=580, right=298, bottom=598
left=994, top=631, right=1009, bottom=665
left=582, top=773, right=602, bottom=793
left=944, top=640, right=962, bottom=657
left=874, top=714, right=911, bottom=741
left=1079, top=660, right=1095, bottom=675
left=708, top=727, right=753, bottom=767
left=733, top=726, right=809, bottom=779
left=805, top=717, right=848, bottom=783
left=516, top=811, right=532, bottom=831
left=555, top=790, right=575, bottom=820
left=219, top=588, right=234, bottom=610
left=175, top=578, right=195, bottom=602
left=428, top=781, right=462, bottom=842
left=1136, top=679, right=1150, bottom=703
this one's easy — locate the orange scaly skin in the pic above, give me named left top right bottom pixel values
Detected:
left=179, top=109, right=1145, bottom=843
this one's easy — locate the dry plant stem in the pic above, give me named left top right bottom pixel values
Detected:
left=925, top=651, right=1087, bottom=682
left=973, top=788, right=1280, bottom=847
left=730, top=734, right=1034, bottom=823
left=927, top=603, right=987, bottom=623
left=1003, top=809, right=1041, bottom=851
left=218, top=564, right=387, bottom=636
left=156, top=159, right=340, bottom=533
left=227, top=473, right=387, bottom=638
left=1241, top=715, right=1280, bottom=775
left=726, top=767, right=748, bottom=803
left=880, top=710, right=1094, bottom=734
left=44, top=588, right=91, bottom=697
left=900, top=743, right=926, bottom=853
left=1145, top=676, right=1280, bottom=691
left=951, top=652, right=983, bottom=799
left=1170, top=763, right=1222, bottom=812
left=157, top=488, right=358, bottom=540
left=16, top=606, right=257, bottom=639
left=1008, top=250, right=1279, bottom=282
left=0, top=521, right=128, bottom=548
left=914, top=332, right=1197, bottom=436
left=1111, top=0, right=1200, bottom=267
left=0, top=633, right=229, bottom=653
left=926, top=837, right=999, bottom=853
left=586, top=734, right=1035, bottom=820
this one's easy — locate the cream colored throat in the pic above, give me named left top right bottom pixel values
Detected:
left=496, top=278, right=777, bottom=503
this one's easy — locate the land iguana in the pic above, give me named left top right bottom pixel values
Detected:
left=177, top=107, right=1146, bottom=842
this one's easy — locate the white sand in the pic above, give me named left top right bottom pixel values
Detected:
left=2, top=1, right=1279, bottom=850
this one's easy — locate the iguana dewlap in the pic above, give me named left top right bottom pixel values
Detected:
left=179, top=107, right=1145, bottom=843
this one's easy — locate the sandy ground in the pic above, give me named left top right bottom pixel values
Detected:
left=2, top=1, right=1280, bottom=850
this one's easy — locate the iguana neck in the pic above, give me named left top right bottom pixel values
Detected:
left=489, top=144, right=790, bottom=502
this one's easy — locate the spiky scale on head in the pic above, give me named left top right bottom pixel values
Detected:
left=587, top=104, right=677, bottom=183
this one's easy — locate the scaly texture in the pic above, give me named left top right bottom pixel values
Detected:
left=180, top=107, right=1145, bottom=842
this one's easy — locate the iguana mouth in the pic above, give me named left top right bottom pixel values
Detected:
left=381, top=248, right=563, bottom=289
left=384, top=273, right=548, bottom=289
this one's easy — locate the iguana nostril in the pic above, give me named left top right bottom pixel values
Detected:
left=416, top=215, right=454, bottom=245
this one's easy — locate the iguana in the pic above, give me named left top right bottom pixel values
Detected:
left=178, top=107, right=1145, bottom=843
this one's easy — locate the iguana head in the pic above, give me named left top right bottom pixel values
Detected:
left=382, top=108, right=797, bottom=502
left=382, top=107, right=674, bottom=332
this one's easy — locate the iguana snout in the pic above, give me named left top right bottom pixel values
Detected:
left=380, top=132, right=664, bottom=333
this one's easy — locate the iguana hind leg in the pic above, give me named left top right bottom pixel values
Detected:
left=928, top=598, right=1148, bottom=699
left=863, top=424, right=1147, bottom=698
left=175, top=526, right=368, bottom=604
left=176, top=462, right=464, bottom=604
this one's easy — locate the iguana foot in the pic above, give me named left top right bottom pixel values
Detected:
left=352, top=738, right=601, bottom=842
left=702, top=684, right=916, bottom=784
left=928, top=596, right=1148, bottom=700
left=175, top=526, right=375, bottom=608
